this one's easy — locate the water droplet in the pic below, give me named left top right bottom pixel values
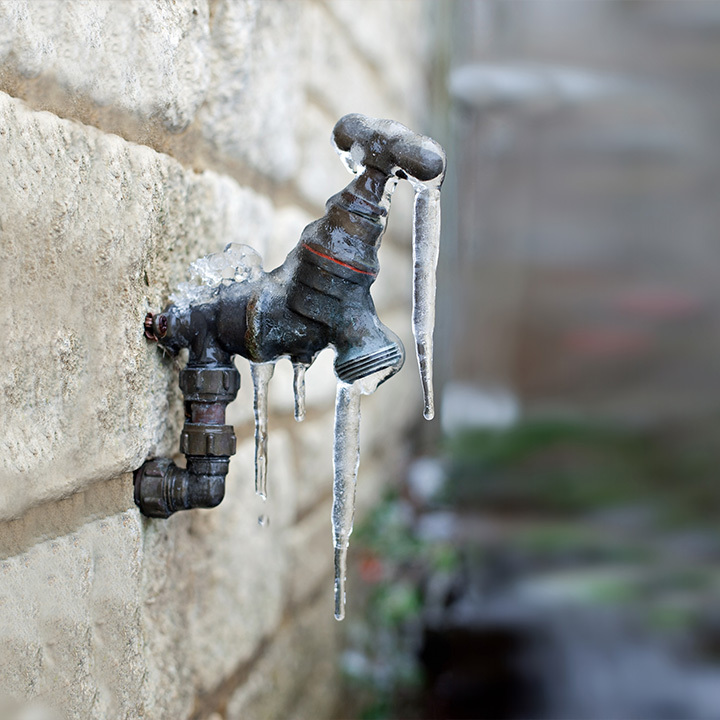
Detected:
left=258, top=514, right=270, bottom=527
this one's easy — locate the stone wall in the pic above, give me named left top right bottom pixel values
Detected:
left=0, top=2, right=433, bottom=718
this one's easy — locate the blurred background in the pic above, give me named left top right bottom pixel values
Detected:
left=341, top=2, right=720, bottom=718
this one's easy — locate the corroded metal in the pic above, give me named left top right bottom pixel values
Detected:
left=134, top=113, right=446, bottom=518
left=134, top=364, right=239, bottom=518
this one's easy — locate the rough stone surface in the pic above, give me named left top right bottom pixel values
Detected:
left=287, top=502, right=333, bottom=606
left=0, top=438, right=298, bottom=719
left=291, top=411, right=335, bottom=518
left=323, top=0, right=430, bottom=121
left=139, top=436, right=294, bottom=716
left=0, top=92, right=273, bottom=521
left=301, top=2, right=409, bottom=125
left=0, top=0, right=211, bottom=133
left=0, top=0, right=433, bottom=717
left=197, top=0, right=304, bottom=181
left=0, top=496, right=145, bottom=720
left=225, top=594, right=339, bottom=720
left=295, top=101, right=356, bottom=210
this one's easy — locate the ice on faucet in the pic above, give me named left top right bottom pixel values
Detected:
left=140, top=113, right=446, bottom=622
left=292, top=361, right=309, bottom=422
left=409, top=182, right=442, bottom=420
left=331, top=367, right=393, bottom=621
left=250, top=361, right=276, bottom=500
left=170, top=242, right=263, bottom=310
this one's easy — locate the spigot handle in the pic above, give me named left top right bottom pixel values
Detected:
left=333, top=114, right=446, bottom=420
left=333, top=114, right=446, bottom=185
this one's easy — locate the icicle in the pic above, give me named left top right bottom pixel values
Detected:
left=292, top=361, right=308, bottom=422
left=250, top=361, right=276, bottom=499
left=411, top=184, right=442, bottom=420
left=331, top=368, right=393, bottom=621
left=332, top=381, right=362, bottom=621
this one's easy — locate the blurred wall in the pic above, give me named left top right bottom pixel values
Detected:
left=0, top=2, right=436, bottom=718
left=442, top=0, right=720, bottom=424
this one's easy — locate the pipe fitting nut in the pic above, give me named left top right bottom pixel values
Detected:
left=179, top=366, right=241, bottom=403
left=134, top=457, right=178, bottom=518
left=179, top=423, right=237, bottom=456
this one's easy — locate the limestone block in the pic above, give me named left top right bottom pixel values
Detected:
left=140, top=435, right=294, bottom=704
left=371, top=235, right=414, bottom=313
left=266, top=205, right=314, bottom=271
left=0, top=92, right=273, bottom=521
left=197, top=0, right=304, bottom=181
left=323, top=0, right=429, bottom=119
left=0, top=0, right=211, bottom=132
left=205, top=170, right=275, bottom=261
left=0, top=503, right=147, bottom=720
left=299, top=3, right=407, bottom=124
left=287, top=502, right=333, bottom=605
left=294, top=102, right=353, bottom=210
left=295, top=7, right=416, bottom=209
left=225, top=594, right=339, bottom=720
left=0, top=448, right=299, bottom=718
left=289, top=411, right=335, bottom=518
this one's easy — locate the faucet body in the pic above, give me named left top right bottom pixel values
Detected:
left=136, top=114, right=446, bottom=518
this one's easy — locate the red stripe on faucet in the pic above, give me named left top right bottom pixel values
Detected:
left=303, top=244, right=377, bottom=277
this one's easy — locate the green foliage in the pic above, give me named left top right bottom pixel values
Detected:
left=341, top=416, right=720, bottom=719
left=443, top=417, right=720, bottom=523
left=341, top=492, right=460, bottom=720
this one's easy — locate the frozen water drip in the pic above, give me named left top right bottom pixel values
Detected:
left=135, top=114, right=446, bottom=622
left=250, top=361, right=276, bottom=499
left=332, top=368, right=393, bottom=620
left=410, top=184, right=442, bottom=420
left=332, top=381, right=361, bottom=621
left=292, top=361, right=308, bottom=422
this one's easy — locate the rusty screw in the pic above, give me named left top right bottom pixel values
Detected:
left=144, top=312, right=168, bottom=341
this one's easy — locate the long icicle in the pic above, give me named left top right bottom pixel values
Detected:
left=250, top=361, right=276, bottom=499
left=411, top=185, right=442, bottom=420
left=331, top=380, right=362, bottom=621
left=330, top=368, right=393, bottom=620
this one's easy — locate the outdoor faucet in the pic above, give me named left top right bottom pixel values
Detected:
left=135, top=114, right=446, bottom=617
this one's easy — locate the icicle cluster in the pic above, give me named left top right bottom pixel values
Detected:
left=245, top=353, right=394, bottom=621
left=248, top=359, right=310, bottom=506
left=169, top=126, right=443, bottom=620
